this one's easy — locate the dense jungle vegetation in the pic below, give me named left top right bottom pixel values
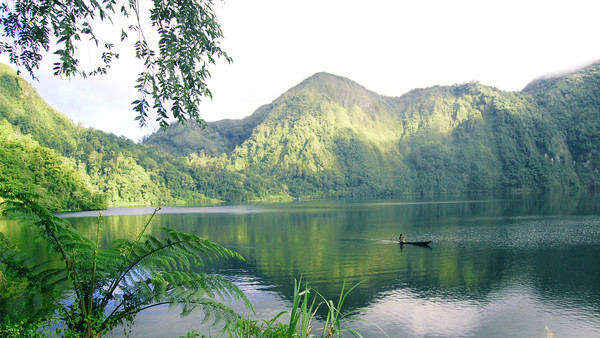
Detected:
left=2, top=62, right=600, bottom=211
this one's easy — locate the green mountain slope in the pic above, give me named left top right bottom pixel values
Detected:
left=2, top=61, right=600, bottom=206
left=144, top=103, right=270, bottom=157
left=523, top=62, right=600, bottom=189
left=0, top=120, right=106, bottom=211
left=148, top=66, right=595, bottom=197
left=0, top=64, right=218, bottom=209
left=0, top=65, right=80, bottom=156
left=227, top=73, right=409, bottom=196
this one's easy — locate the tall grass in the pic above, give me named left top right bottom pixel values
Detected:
left=213, top=279, right=386, bottom=337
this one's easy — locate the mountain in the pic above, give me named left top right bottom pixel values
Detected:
left=0, top=120, right=106, bottom=211
left=2, top=62, right=600, bottom=208
left=0, top=64, right=218, bottom=210
left=523, top=63, right=600, bottom=179
left=147, top=64, right=600, bottom=197
left=144, top=103, right=270, bottom=157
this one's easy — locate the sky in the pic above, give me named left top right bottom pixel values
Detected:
left=3, top=0, right=600, bottom=141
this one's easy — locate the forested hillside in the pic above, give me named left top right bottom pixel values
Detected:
left=523, top=64, right=600, bottom=189
left=0, top=64, right=247, bottom=210
left=2, top=62, right=600, bottom=210
left=0, top=120, right=106, bottom=211
left=149, top=64, right=600, bottom=197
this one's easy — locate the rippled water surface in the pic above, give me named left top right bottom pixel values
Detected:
left=3, top=194, right=600, bottom=337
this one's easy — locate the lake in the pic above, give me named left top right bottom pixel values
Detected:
left=2, top=193, right=600, bottom=337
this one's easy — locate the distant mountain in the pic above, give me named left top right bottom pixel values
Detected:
left=2, top=61, right=600, bottom=208
left=147, top=63, right=600, bottom=197
left=144, top=103, right=271, bottom=157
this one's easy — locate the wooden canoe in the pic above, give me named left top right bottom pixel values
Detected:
left=399, top=240, right=432, bottom=246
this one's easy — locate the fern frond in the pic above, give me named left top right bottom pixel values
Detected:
left=0, top=234, right=67, bottom=312
left=108, top=297, right=241, bottom=331
left=115, top=270, right=250, bottom=312
left=2, top=195, right=252, bottom=337
left=102, top=227, right=245, bottom=306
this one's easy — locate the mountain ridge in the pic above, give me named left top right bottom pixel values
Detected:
left=147, top=62, right=599, bottom=196
left=2, top=61, right=600, bottom=207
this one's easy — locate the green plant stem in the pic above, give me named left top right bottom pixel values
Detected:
left=86, top=212, right=103, bottom=336
left=22, top=197, right=89, bottom=319
left=101, top=238, right=187, bottom=309
left=100, top=206, right=160, bottom=309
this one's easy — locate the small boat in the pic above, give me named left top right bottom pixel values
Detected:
left=399, top=240, right=432, bottom=246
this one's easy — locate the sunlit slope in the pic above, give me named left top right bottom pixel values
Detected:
left=394, top=82, right=578, bottom=192
left=164, top=69, right=585, bottom=196
left=0, top=64, right=82, bottom=155
left=0, top=64, right=216, bottom=207
left=0, top=120, right=107, bottom=211
left=227, top=73, right=412, bottom=196
left=3, top=60, right=600, bottom=202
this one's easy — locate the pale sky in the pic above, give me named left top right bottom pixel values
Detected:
left=3, top=0, right=600, bottom=141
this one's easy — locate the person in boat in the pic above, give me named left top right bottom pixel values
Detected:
left=398, top=234, right=405, bottom=243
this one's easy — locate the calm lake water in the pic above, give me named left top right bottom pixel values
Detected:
left=2, top=193, right=600, bottom=337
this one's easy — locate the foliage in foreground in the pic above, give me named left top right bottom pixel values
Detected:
left=0, top=187, right=250, bottom=337
left=0, top=0, right=231, bottom=127
left=214, top=280, right=374, bottom=338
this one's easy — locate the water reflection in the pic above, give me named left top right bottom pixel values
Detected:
left=2, top=193, right=600, bottom=337
left=358, top=282, right=600, bottom=337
